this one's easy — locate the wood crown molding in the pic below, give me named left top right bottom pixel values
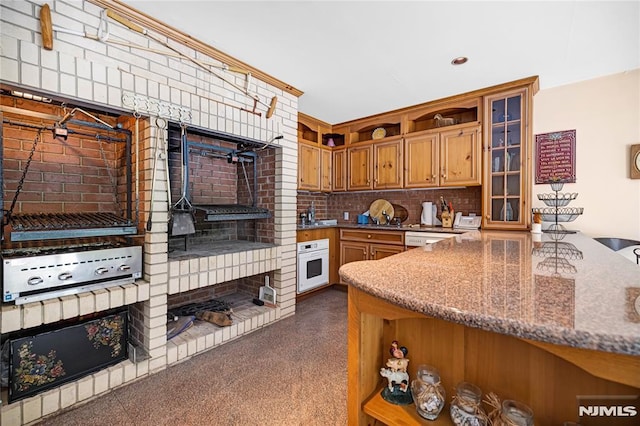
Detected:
left=86, top=0, right=303, bottom=98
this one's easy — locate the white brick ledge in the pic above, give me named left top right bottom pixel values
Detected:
left=1, top=281, right=151, bottom=334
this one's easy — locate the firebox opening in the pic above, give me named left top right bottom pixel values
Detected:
left=166, top=123, right=278, bottom=258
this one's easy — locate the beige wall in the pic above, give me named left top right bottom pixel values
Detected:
left=533, top=69, right=640, bottom=240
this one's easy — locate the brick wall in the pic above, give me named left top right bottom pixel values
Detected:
left=1, top=97, right=131, bottom=218
left=167, top=281, right=238, bottom=309
left=297, top=192, right=330, bottom=222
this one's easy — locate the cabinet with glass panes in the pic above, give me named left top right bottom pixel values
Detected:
left=482, top=79, right=538, bottom=230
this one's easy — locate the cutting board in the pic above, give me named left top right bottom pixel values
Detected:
left=391, top=204, right=409, bottom=223
left=369, top=199, right=394, bottom=224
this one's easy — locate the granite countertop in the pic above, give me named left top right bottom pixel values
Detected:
left=339, top=230, right=640, bottom=356
left=297, top=223, right=467, bottom=233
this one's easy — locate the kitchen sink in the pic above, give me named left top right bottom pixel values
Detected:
left=315, top=219, right=338, bottom=226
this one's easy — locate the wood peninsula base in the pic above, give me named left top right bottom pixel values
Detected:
left=347, top=287, right=640, bottom=425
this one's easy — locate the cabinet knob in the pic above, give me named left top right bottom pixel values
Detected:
left=370, top=249, right=375, bottom=256
left=367, top=234, right=372, bottom=239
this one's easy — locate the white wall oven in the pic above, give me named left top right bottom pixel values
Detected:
left=296, top=239, right=329, bottom=293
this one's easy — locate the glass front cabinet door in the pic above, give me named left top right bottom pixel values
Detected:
left=483, top=86, right=534, bottom=230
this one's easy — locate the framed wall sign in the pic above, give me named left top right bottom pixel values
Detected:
left=535, top=130, right=576, bottom=184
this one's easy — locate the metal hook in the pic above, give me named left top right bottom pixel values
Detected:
left=155, top=117, right=167, bottom=130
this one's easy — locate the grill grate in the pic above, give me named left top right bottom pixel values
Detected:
left=194, top=204, right=271, bottom=222
left=10, top=212, right=137, bottom=241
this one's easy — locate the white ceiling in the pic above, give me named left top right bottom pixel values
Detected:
left=122, top=1, right=640, bottom=124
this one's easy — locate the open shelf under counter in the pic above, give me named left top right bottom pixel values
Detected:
left=166, top=292, right=281, bottom=366
left=364, top=388, right=453, bottom=425
left=0, top=280, right=150, bottom=334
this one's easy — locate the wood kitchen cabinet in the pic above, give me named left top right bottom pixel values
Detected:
left=347, top=145, right=373, bottom=191
left=297, top=143, right=332, bottom=192
left=404, top=122, right=481, bottom=188
left=482, top=78, right=538, bottom=230
left=339, top=229, right=404, bottom=280
left=374, top=138, right=403, bottom=189
left=347, top=139, right=403, bottom=191
left=320, top=148, right=332, bottom=191
left=298, top=143, right=321, bottom=191
left=298, top=113, right=333, bottom=192
left=332, top=148, right=347, bottom=192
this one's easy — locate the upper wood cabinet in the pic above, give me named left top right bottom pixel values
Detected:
left=404, top=132, right=438, bottom=188
left=482, top=84, right=536, bottom=230
left=374, top=138, right=403, bottom=189
left=298, top=113, right=334, bottom=192
left=298, top=143, right=321, bottom=191
left=332, top=148, right=347, bottom=192
left=404, top=122, right=481, bottom=188
left=297, top=144, right=333, bottom=192
left=321, top=148, right=332, bottom=191
left=439, top=123, right=482, bottom=186
left=347, top=145, right=372, bottom=191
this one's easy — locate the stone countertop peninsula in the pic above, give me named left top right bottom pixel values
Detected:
left=339, top=230, right=640, bottom=356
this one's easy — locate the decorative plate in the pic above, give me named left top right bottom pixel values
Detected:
left=372, top=127, right=386, bottom=140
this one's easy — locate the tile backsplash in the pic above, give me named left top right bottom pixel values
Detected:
left=298, top=187, right=482, bottom=225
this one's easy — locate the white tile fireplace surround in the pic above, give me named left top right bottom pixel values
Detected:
left=0, top=1, right=298, bottom=424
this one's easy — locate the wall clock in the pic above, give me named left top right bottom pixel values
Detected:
left=632, top=144, right=640, bottom=179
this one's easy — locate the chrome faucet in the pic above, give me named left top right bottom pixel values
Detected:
left=382, top=210, right=391, bottom=225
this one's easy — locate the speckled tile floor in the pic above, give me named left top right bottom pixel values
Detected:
left=35, top=288, right=348, bottom=426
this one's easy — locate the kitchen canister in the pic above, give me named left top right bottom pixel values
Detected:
left=494, top=400, right=534, bottom=425
left=450, top=381, right=489, bottom=425
left=411, top=364, right=445, bottom=420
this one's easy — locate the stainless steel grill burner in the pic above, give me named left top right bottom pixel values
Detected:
left=3, top=244, right=142, bottom=305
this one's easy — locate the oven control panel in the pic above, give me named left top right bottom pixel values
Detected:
left=3, top=246, right=142, bottom=304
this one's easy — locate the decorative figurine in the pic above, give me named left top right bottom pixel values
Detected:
left=380, top=340, right=413, bottom=405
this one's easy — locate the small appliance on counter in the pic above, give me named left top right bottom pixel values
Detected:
left=453, top=212, right=482, bottom=230
left=420, top=202, right=441, bottom=226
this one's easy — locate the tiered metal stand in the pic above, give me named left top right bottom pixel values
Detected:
left=532, top=182, right=583, bottom=240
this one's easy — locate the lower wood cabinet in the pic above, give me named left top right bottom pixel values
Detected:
left=339, top=229, right=405, bottom=279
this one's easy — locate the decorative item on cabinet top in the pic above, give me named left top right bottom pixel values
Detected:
left=433, top=113, right=456, bottom=127
left=372, top=127, right=387, bottom=139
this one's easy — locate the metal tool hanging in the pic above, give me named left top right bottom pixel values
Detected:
left=146, top=117, right=170, bottom=231
left=169, top=124, right=196, bottom=237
